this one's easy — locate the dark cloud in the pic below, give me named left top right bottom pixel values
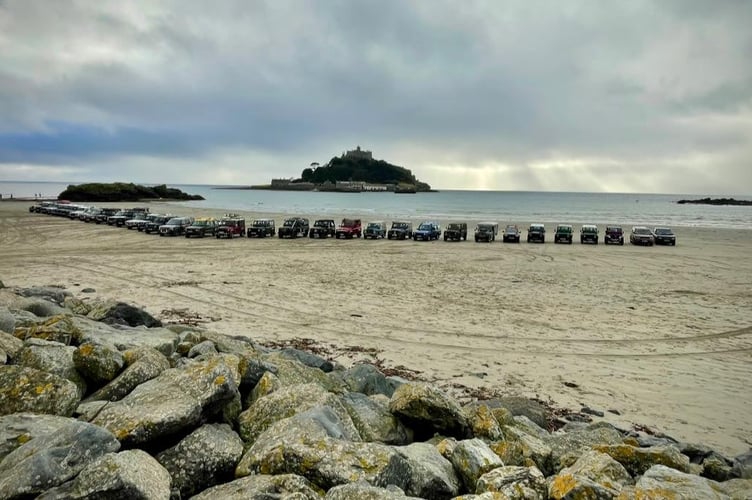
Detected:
left=0, top=0, right=750, bottom=193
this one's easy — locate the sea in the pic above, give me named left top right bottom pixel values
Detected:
left=2, top=181, right=751, bottom=230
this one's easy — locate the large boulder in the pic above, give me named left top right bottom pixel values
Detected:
left=702, top=452, right=735, bottom=482
left=263, top=353, right=346, bottom=392
left=719, top=478, right=752, bottom=498
left=544, top=425, right=624, bottom=471
left=0, top=413, right=78, bottom=461
left=14, top=286, right=70, bottom=305
left=36, top=450, right=171, bottom=500
left=237, top=407, right=411, bottom=492
left=22, top=299, right=66, bottom=318
left=15, top=339, right=86, bottom=396
left=594, top=443, right=691, bottom=477
left=326, top=482, right=420, bottom=499
left=558, top=450, right=632, bottom=491
left=389, top=382, right=471, bottom=440
left=335, top=363, right=402, bottom=397
left=548, top=473, right=620, bottom=499
left=0, top=307, right=15, bottom=335
left=191, top=473, right=323, bottom=499
left=12, top=314, right=80, bottom=344
left=156, top=423, right=243, bottom=499
left=0, top=365, right=79, bottom=416
left=492, top=426, right=553, bottom=476
left=72, top=316, right=178, bottom=356
left=63, top=296, right=91, bottom=316
left=0, top=349, right=5, bottom=365
left=91, top=356, right=239, bottom=445
left=475, top=466, right=547, bottom=498
left=341, top=392, right=412, bottom=445
left=73, top=341, right=125, bottom=385
left=84, top=347, right=169, bottom=402
left=188, top=340, right=218, bottom=358
left=448, top=438, right=504, bottom=492
left=0, top=420, right=119, bottom=499
left=0, top=331, right=22, bottom=360
left=86, top=300, right=161, bottom=327
left=464, top=404, right=504, bottom=441
left=238, top=383, right=360, bottom=445
left=629, top=464, right=729, bottom=498
left=733, top=449, right=752, bottom=479
left=482, top=397, right=550, bottom=430
left=279, top=347, right=334, bottom=372
left=395, top=442, right=460, bottom=499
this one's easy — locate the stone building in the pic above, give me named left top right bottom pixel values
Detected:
left=343, top=145, right=373, bottom=160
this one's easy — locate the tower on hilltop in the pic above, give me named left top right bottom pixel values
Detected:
left=343, top=145, right=373, bottom=160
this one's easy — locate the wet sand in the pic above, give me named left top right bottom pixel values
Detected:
left=1, top=201, right=750, bottom=456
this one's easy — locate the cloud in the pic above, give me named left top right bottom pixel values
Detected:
left=0, top=0, right=750, bottom=193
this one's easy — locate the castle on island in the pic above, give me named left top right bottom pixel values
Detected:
left=341, top=145, right=373, bottom=161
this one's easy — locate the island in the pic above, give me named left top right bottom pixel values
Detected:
left=677, top=197, right=752, bottom=206
left=250, top=146, right=433, bottom=193
left=58, top=183, right=205, bottom=202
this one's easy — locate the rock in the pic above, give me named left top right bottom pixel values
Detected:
left=485, top=397, right=550, bottom=430
left=492, top=426, right=554, bottom=476
left=0, top=332, right=22, bottom=362
left=630, top=464, right=729, bottom=498
left=733, top=449, right=752, bottom=479
left=702, top=452, right=735, bottom=481
left=156, top=423, right=243, bottom=499
left=544, top=425, right=624, bottom=471
left=87, top=300, right=161, bottom=327
left=0, top=307, right=15, bottom=335
left=0, top=420, right=119, bottom=498
left=188, top=339, right=217, bottom=358
left=84, top=347, right=169, bottom=402
left=511, top=415, right=550, bottom=440
left=73, top=317, right=178, bottom=356
left=15, top=339, right=86, bottom=396
left=237, top=354, right=278, bottom=389
left=264, top=353, right=346, bottom=392
left=336, top=363, right=402, bottom=397
left=475, top=465, right=547, bottom=498
left=0, top=413, right=76, bottom=461
left=581, top=406, right=605, bottom=417
left=0, top=365, right=80, bottom=416
left=13, top=314, right=79, bottom=344
left=558, top=450, right=632, bottom=491
left=395, top=442, right=460, bottom=499
left=237, top=407, right=411, bottom=492
left=341, top=392, right=412, bottom=445
left=389, top=382, right=471, bottom=440
left=280, top=347, right=334, bottom=372
left=449, top=438, right=504, bottom=492
left=238, top=383, right=360, bottom=445
left=326, top=482, right=420, bottom=499
left=15, top=286, right=70, bottom=305
left=247, top=370, right=282, bottom=405
left=594, top=443, right=690, bottom=476
left=22, top=298, right=67, bottom=318
left=63, top=296, right=91, bottom=315
left=464, top=404, right=504, bottom=441
left=74, top=400, right=108, bottom=421
left=548, top=473, right=620, bottom=499
left=200, top=330, right=260, bottom=355
left=720, top=478, right=752, bottom=499
left=92, top=355, right=239, bottom=445
left=81, top=288, right=96, bottom=294
left=36, top=449, right=171, bottom=500
left=191, top=473, right=324, bottom=499
left=0, top=349, right=5, bottom=365
left=73, top=341, right=125, bottom=385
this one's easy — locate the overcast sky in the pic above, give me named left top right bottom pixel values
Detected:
left=1, top=1, right=750, bottom=193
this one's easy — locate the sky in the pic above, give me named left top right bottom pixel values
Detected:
left=0, top=1, right=751, bottom=194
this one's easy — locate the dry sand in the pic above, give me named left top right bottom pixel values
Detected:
left=1, top=201, right=750, bottom=456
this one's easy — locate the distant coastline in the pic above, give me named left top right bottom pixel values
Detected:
left=677, top=197, right=752, bottom=206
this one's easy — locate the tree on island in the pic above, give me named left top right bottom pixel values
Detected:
left=298, top=155, right=431, bottom=191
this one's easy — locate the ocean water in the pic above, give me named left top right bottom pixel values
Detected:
left=2, top=181, right=751, bottom=229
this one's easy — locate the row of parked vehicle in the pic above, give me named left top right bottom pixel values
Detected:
left=28, top=202, right=677, bottom=246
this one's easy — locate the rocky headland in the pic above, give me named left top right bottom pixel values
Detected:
left=0, top=282, right=750, bottom=499
left=58, top=183, right=205, bottom=202
left=677, top=198, right=752, bottom=206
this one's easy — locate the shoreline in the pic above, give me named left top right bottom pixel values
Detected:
left=2, top=201, right=751, bottom=456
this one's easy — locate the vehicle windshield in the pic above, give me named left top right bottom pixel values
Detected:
left=283, top=219, right=295, bottom=227
left=341, top=219, right=356, bottom=227
left=193, top=220, right=211, bottom=226
left=557, top=226, right=572, bottom=233
left=530, top=225, right=543, bottom=231
left=607, top=227, right=622, bottom=232
left=253, top=220, right=271, bottom=226
left=392, top=222, right=408, bottom=229
left=505, top=226, right=517, bottom=232
left=166, top=219, right=183, bottom=226
left=478, top=224, right=493, bottom=231
left=655, top=228, right=673, bottom=235
left=418, top=223, right=433, bottom=231
left=367, top=223, right=381, bottom=229
left=113, top=211, right=128, bottom=216
left=635, top=228, right=652, bottom=235
left=447, top=224, right=461, bottom=230
left=313, top=220, right=330, bottom=227
left=582, top=226, right=597, bottom=233
left=221, top=220, right=238, bottom=226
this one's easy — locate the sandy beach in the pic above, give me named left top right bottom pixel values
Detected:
left=1, top=200, right=750, bottom=457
